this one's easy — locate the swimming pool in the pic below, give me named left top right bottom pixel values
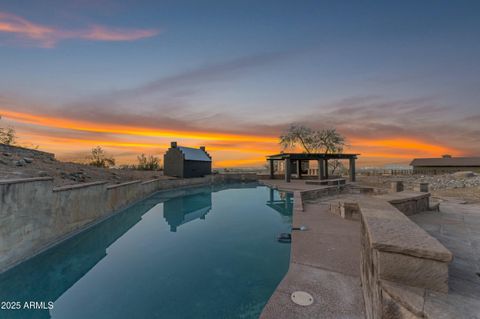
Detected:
left=0, top=183, right=292, bottom=319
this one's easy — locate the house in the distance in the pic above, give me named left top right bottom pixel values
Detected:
left=164, top=142, right=212, bottom=178
left=410, top=155, right=480, bottom=174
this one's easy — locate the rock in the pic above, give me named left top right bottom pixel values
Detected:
left=38, top=171, right=49, bottom=177
left=23, top=157, right=34, bottom=163
left=59, top=171, right=89, bottom=182
left=452, top=171, right=475, bottom=178
left=0, top=158, right=8, bottom=165
left=15, top=159, right=26, bottom=166
left=2, top=152, right=12, bottom=157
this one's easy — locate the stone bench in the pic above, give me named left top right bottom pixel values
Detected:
left=375, top=191, right=431, bottom=216
left=329, top=191, right=435, bottom=221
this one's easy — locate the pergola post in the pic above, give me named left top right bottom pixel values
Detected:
left=297, top=160, right=302, bottom=179
left=284, top=158, right=291, bottom=182
left=269, top=159, right=274, bottom=179
left=318, top=160, right=325, bottom=180
left=349, top=157, right=356, bottom=182
left=324, top=159, right=329, bottom=179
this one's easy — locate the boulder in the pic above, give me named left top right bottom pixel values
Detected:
left=23, top=157, right=34, bottom=163
left=452, top=171, right=475, bottom=178
left=15, top=159, right=26, bottom=166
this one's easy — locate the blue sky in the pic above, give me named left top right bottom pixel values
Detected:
left=0, top=0, right=479, bottom=166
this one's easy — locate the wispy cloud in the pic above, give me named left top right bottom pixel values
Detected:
left=16, top=51, right=293, bottom=129
left=89, top=51, right=292, bottom=101
left=0, top=11, right=160, bottom=47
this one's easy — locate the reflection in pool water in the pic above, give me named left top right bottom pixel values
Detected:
left=0, top=183, right=292, bottom=319
left=163, top=190, right=212, bottom=232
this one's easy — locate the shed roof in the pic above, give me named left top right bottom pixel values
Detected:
left=410, top=157, right=480, bottom=167
left=177, top=146, right=211, bottom=162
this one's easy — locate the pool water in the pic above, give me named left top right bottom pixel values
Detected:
left=0, top=184, right=292, bottom=319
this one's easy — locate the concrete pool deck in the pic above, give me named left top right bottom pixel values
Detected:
left=260, top=200, right=366, bottom=318
left=260, top=178, right=366, bottom=318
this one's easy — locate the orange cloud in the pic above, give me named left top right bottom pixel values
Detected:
left=350, top=138, right=453, bottom=153
left=2, top=109, right=465, bottom=168
left=0, top=11, right=159, bottom=47
left=0, top=109, right=277, bottom=143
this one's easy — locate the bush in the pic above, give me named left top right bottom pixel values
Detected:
left=87, top=146, right=116, bottom=168
left=136, top=153, right=161, bottom=170
left=0, top=127, right=16, bottom=145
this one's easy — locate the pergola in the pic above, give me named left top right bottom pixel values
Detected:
left=266, top=153, right=359, bottom=183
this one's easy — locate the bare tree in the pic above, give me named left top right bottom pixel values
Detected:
left=279, top=124, right=317, bottom=153
left=87, top=146, right=116, bottom=168
left=316, top=128, right=346, bottom=154
left=280, top=124, right=345, bottom=154
left=316, top=128, right=346, bottom=175
left=280, top=124, right=347, bottom=175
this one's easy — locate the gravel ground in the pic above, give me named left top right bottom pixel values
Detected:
left=357, top=173, right=480, bottom=204
left=431, top=187, right=480, bottom=204
left=0, top=148, right=168, bottom=186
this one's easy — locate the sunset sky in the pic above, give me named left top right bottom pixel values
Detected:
left=1, top=1, right=479, bottom=167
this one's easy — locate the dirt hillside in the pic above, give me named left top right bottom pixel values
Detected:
left=0, top=144, right=169, bottom=186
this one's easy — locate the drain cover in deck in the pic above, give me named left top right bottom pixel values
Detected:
left=291, top=291, right=314, bottom=306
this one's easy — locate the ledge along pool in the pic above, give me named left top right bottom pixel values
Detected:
left=0, top=183, right=292, bottom=319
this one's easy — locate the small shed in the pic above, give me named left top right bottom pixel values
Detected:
left=410, top=155, right=480, bottom=174
left=164, top=142, right=212, bottom=178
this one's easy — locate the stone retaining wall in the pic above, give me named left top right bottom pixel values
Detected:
left=0, top=173, right=257, bottom=273
left=358, top=198, right=452, bottom=319
left=300, top=184, right=350, bottom=202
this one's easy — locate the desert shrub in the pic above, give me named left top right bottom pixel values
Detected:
left=88, top=146, right=116, bottom=168
left=136, top=153, right=161, bottom=170
left=0, top=127, right=16, bottom=145
left=0, top=115, right=17, bottom=145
